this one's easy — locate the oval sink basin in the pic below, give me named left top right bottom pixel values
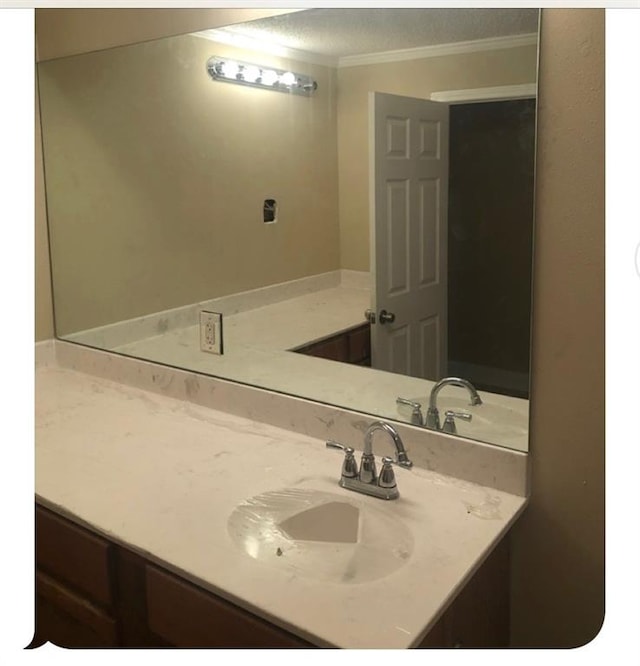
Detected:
left=227, top=488, right=413, bottom=584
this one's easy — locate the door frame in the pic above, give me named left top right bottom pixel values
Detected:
left=430, top=83, right=537, bottom=104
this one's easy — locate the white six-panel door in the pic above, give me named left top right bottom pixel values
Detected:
left=369, top=92, right=449, bottom=380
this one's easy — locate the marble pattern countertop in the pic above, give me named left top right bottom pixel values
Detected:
left=105, top=285, right=528, bottom=453
left=35, top=362, right=527, bottom=649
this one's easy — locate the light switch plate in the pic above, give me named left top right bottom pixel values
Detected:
left=200, top=310, right=223, bottom=354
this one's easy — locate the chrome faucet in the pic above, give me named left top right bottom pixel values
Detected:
left=364, top=421, right=413, bottom=469
left=425, top=377, right=482, bottom=431
left=326, top=421, right=413, bottom=500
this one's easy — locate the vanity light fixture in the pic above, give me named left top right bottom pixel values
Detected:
left=207, top=56, right=318, bottom=96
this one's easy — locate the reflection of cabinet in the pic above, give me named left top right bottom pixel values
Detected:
left=294, top=323, right=371, bottom=366
left=32, top=504, right=509, bottom=649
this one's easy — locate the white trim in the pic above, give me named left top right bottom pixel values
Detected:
left=430, top=83, right=537, bottom=104
left=338, top=33, right=537, bottom=68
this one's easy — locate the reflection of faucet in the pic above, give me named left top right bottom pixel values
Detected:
left=425, top=377, right=483, bottom=431
left=325, top=421, right=413, bottom=500
left=396, top=397, right=425, bottom=426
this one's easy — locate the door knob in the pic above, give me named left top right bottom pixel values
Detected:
left=364, top=308, right=376, bottom=324
left=379, top=309, right=396, bottom=324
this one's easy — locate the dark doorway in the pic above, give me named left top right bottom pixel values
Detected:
left=447, top=98, right=536, bottom=398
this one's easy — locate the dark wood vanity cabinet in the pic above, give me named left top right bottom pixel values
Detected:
left=32, top=504, right=509, bottom=649
left=417, top=536, right=510, bottom=648
left=145, top=563, right=310, bottom=647
left=32, top=505, right=309, bottom=649
left=294, top=323, right=371, bottom=367
left=32, top=507, right=119, bottom=647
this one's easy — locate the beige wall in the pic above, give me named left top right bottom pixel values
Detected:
left=35, top=6, right=299, bottom=338
left=510, top=9, right=605, bottom=647
left=34, top=8, right=606, bottom=648
left=337, top=44, right=538, bottom=271
left=39, top=35, right=339, bottom=334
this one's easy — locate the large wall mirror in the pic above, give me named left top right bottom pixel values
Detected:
left=38, top=8, right=539, bottom=453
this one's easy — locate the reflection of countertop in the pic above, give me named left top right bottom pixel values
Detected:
left=221, top=285, right=369, bottom=350
left=36, top=360, right=527, bottom=649
left=109, top=284, right=529, bottom=453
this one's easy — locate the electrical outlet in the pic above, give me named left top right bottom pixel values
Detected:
left=200, top=311, right=223, bottom=354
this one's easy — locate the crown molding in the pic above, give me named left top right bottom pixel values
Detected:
left=338, top=33, right=537, bottom=68
left=430, top=83, right=537, bottom=104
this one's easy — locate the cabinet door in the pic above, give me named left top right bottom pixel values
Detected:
left=347, top=324, right=371, bottom=365
left=448, top=537, right=510, bottom=648
left=416, top=537, right=510, bottom=649
left=294, top=324, right=370, bottom=364
left=416, top=612, right=452, bottom=648
left=146, top=565, right=312, bottom=648
left=305, top=334, right=349, bottom=362
left=34, top=506, right=119, bottom=648
left=36, top=506, right=114, bottom=608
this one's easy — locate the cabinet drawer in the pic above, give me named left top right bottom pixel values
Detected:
left=146, top=565, right=312, bottom=648
left=35, top=506, right=114, bottom=608
left=35, top=571, right=118, bottom=647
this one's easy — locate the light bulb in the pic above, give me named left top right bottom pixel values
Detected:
left=261, top=69, right=278, bottom=86
left=279, top=71, right=296, bottom=87
left=220, top=60, right=239, bottom=79
left=242, top=65, right=260, bottom=83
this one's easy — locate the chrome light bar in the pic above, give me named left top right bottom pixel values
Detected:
left=206, top=56, right=318, bottom=96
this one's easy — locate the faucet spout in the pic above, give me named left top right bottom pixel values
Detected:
left=426, top=377, right=483, bottom=431
left=364, top=421, right=413, bottom=468
left=428, top=377, right=483, bottom=410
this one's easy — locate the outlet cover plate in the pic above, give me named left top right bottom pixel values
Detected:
left=200, top=310, right=223, bottom=354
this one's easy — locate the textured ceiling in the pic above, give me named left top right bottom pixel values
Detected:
left=221, top=8, right=540, bottom=58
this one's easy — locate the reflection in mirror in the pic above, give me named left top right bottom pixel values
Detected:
left=38, top=8, right=539, bottom=452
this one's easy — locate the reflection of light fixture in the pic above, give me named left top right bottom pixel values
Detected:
left=207, top=56, right=318, bottom=96
left=261, top=69, right=279, bottom=86
left=279, top=71, right=296, bottom=87
left=242, top=65, right=261, bottom=83
left=220, top=60, right=239, bottom=79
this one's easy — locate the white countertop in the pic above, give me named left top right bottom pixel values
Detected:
left=222, top=285, right=370, bottom=350
left=35, top=363, right=527, bottom=649
left=107, top=284, right=528, bottom=453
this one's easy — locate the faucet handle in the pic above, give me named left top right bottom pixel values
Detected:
left=326, top=440, right=352, bottom=452
left=442, top=410, right=472, bottom=435
left=396, top=397, right=424, bottom=426
left=326, top=440, right=358, bottom=478
left=377, top=457, right=397, bottom=490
